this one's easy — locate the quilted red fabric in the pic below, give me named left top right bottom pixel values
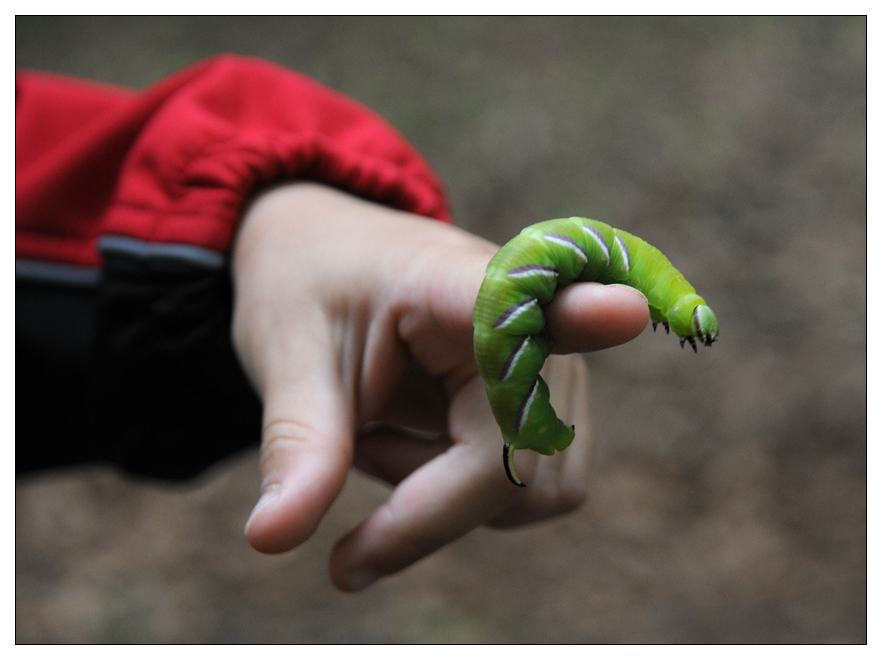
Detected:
left=16, top=54, right=452, bottom=268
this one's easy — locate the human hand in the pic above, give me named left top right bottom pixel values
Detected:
left=230, top=183, right=649, bottom=591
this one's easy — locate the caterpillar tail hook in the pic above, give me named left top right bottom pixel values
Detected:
left=503, top=443, right=526, bottom=487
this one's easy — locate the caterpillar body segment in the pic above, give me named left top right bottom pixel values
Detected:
left=473, top=217, right=718, bottom=486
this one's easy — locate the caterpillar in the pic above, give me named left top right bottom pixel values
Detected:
left=473, top=217, right=718, bottom=487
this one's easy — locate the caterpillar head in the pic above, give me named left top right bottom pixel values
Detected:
left=691, top=304, right=718, bottom=347
left=666, top=294, right=718, bottom=350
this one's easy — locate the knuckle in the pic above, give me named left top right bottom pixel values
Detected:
left=262, top=419, right=316, bottom=446
left=365, top=506, right=443, bottom=575
left=257, top=417, right=354, bottom=479
left=258, top=419, right=320, bottom=474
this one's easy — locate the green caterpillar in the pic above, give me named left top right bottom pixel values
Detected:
left=473, top=217, right=718, bottom=487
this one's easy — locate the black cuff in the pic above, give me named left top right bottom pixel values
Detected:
left=16, top=238, right=263, bottom=480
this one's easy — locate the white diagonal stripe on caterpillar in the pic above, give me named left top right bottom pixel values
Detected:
left=507, top=264, right=559, bottom=279
left=543, top=233, right=588, bottom=263
left=492, top=297, right=539, bottom=330
left=515, top=378, right=540, bottom=432
left=580, top=224, right=610, bottom=264
left=499, top=336, right=531, bottom=382
left=614, top=235, right=631, bottom=274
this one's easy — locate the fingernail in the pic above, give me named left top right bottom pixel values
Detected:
left=608, top=283, right=648, bottom=303
left=244, top=483, right=281, bottom=535
left=344, top=567, right=381, bottom=592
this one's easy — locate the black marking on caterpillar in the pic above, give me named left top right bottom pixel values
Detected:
left=503, top=444, right=525, bottom=487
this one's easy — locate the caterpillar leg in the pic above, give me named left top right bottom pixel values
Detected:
left=503, top=444, right=526, bottom=487
left=652, top=321, right=670, bottom=334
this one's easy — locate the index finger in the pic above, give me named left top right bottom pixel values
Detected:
left=543, top=282, right=650, bottom=353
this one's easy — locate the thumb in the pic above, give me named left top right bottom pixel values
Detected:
left=243, top=327, right=354, bottom=555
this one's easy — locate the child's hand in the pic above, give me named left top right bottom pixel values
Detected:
left=230, top=183, right=649, bottom=591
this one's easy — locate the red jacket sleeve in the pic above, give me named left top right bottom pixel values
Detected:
left=16, top=56, right=453, bottom=479
left=16, top=54, right=452, bottom=268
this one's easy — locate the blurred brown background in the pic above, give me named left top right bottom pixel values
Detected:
left=16, top=16, right=866, bottom=643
